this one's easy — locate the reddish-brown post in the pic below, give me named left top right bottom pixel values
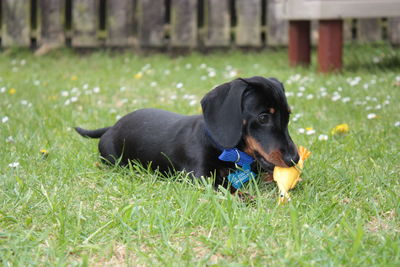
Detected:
left=288, top=20, right=311, bottom=67
left=318, top=20, right=343, bottom=73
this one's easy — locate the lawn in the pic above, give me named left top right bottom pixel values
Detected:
left=1, top=45, right=399, bottom=266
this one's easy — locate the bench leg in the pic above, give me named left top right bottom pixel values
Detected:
left=318, top=20, right=343, bottom=73
left=289, top=20, right=311, bottom=67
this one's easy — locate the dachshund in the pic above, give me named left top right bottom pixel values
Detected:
left=75, top=76, right=299, bottom=192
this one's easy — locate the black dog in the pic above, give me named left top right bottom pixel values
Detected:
left=76, top=76, right=299, bottom=192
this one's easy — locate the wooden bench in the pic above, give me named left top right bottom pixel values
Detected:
left=277, top=0, right=400, bottom=72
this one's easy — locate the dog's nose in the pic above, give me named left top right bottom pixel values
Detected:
left=283, top=152, right=300, bottom=167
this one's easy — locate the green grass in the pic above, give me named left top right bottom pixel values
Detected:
left=1, top=45, right=399, bottom=266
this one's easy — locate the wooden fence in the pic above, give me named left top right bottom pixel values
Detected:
left=1, top=0, right=400, bottom=50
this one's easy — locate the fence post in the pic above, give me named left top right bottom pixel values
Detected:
left=171, top=0, right=197, bottom=48
left=236, top=0, right=261, bottom=47
left=137, top=0, right=165, bottom=47
left=388, top=17, right=400, bottom=45
left=72, top=0, right=100, bottom=47
left=37, top=0, right=65, bottom=53
left=358, top=19, right=382, bottom=42
left=267, top=0, right=288, bottom=46
left=203, top=0, right=230, bottom=47
left=2, top=0, right=30, bottom=47
left=106, top=0, right=135, bottom=47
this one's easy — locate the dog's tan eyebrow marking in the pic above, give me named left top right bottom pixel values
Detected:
left=268, top=107, right=276, bottom=114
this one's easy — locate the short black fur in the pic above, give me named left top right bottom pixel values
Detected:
left=75, top=76, right=299, bottom=192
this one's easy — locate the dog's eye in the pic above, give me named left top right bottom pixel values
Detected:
left=258, top=113, right=269, bottom=124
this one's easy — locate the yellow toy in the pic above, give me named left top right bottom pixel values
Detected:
left=273, top=146, right=311, bottom=204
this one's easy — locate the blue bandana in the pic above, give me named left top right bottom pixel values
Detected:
left=218, top=148, right=256, bottom=189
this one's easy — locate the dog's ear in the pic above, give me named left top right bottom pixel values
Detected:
left=201, top=79, right=248, bottom=148
left=242, top=76, right=285, bottom=92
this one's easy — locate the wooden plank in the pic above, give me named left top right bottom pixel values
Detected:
left=236, top=0, right=261, bottom=46
left=170, top=0, right=197, bottom=47
left=289, top=20, right=311, bottom=67
left=267, top=0, right=288, bottom=46
left=344, top=19, right=354, bottom=42
left=311, top=20, right=318, bottom=46
left=72, top=0, right=99, bottom=47
left=388, top=17, right=400, bottom=45
left=37, top=0, right=65, bottom=48
left=106, top=0, right=135, bottom=47
left=2, top=0, right=30, bottom=47
left=203, top=0, right=230, bottom=47
left=358, top=18, right=382, bottom=43
left=137, top=0, right=165, bottom=47
left=318, top=20, right=343, bottom=73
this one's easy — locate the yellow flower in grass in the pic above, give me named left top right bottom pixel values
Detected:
left=71, top=75, right=78, bottom=81
left=40, top=149, right=49, bottom=158
left=9, top=88, right=16, bottom=95
left=134, top=72, right=143, bottom=79
left=331, top=123, right=349, bottom=135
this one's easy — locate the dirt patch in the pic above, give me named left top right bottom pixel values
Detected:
left=366, top=209, right=399, bottom=233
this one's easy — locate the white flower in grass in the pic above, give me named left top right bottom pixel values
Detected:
left=119, top=86, right=126, bottom=92
left=200, top=63, right=207, bottom=69
left=372, top=57, right=380, bottom=63
left=318, top=134, right=328, bottom=141
left=299, top=86, right=306, bottom=92
left=71, top=87, right=79, bottom=93
left=164, top=70, right=171, bottom=75
left=93, top=87, right=100, bottom=93
left=363, top=83, right=369, bottom=90
left=292, top=113, right=302, bottom=122
left=176, top=83, right=183, bottom=89
left=185, top=63, right=192, bottom=69
left=34, top=80, right=40, bottom=86
left=150, top=82, right=157, bottom=87
left=298, top=128, right=305, bottom=134
left=285, top=92, right=294, bottom=97
left=296, top=92, right=303, bottom=97
left=394, top=121, right=400, bottom=127
left=342, top=97, right=351, bottom=103
left=200, top=75, right=207, bottom=81
left=83, top=84, right=89, bottom=90
left=70, top=96, right=78, bottom=103
left=20, top=59, right=26, bottom=66
left=228, top=70, right=238, bottom=78
left=306, top=128, right=316, bottom=135
left=383, top=100, right=390, bottom=105
left=1, top=87, right=6, bottom=93
left=331, top=93, right=342, bottom=102
left=170, top=95, right=177, bottom=100
left=9, top=162, right=20, bottom=168
left=61, top=91, right=69, bottom=97
left=6, top=136, right=14, bottom=143
left=306, top=94, right=314, bottom=100
left=367, top=113, right=377, bottom=119
left=320, top=91, right=328, bottom=97
left=2, top=116, right=9, bottom=123
left=375, top=104, right=382, bottom=110
left=116, top=115, right=122, bottom=120
left=64, top=99, right=71, bottom=106
left=189, top=100, right=197, bottom=106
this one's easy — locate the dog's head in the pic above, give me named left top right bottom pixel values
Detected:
left=201, top=76, right=299, bottom=168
